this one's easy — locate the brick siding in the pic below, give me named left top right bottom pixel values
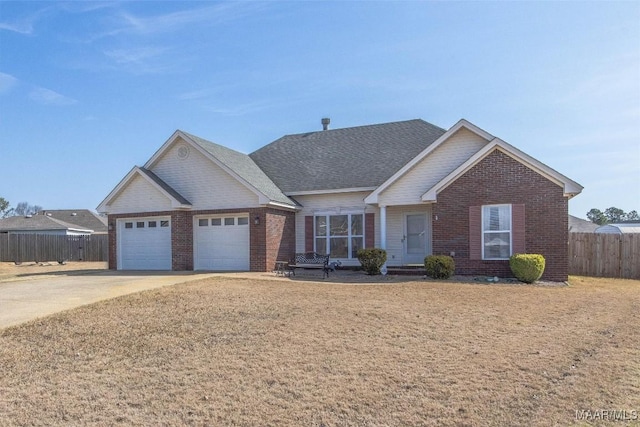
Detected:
left=432, top=149, right=569, bottom=281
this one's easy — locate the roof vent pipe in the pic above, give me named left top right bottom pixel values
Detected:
left=321, top=117, right=330, bottom=131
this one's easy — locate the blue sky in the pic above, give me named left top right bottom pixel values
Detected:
left=1, top=1, right=638, bottom=219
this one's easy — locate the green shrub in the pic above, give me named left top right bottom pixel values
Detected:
left=509, top=254, right=545, bottom=283
left=424, top=255, right=455, bottom=279
left=356, top=248, right=387, bottom=275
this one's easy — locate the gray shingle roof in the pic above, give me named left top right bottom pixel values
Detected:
left=138, top=167, right=192, bottom=206
left=0, top=215, right=93, bottom=233
left=568, top=215, right=599, bottom=233
left=38, top=209, right=108, bottom=233
left=183, top=132, right=297, bottom=207
left=249, top=119, right=446, bottom=193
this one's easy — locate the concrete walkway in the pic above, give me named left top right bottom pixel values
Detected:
left=0, top=271, right=219, bottom=329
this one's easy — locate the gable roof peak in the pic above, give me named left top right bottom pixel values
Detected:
left=156, top=130, right=297, bottom=208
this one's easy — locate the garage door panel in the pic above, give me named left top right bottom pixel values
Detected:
left=119, top=218, right=171, bottom=270
left=194, top=216, right=249, bottom=271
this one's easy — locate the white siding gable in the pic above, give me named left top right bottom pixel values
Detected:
left=151, top=138, right=260, bottom=210
left=107, top=174, right=174, bottom=214
left=378, top=128, right=488, bottom=206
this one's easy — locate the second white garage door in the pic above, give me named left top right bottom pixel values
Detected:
left=194, top=215, right=250, bottom=271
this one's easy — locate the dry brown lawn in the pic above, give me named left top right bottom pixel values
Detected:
left=1, top=275, right=639, bottom=426
left=0, top=261, right=107, bottom=282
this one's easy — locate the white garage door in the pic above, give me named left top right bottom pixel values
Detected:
left=194, top=215, right=249, bottom=271
left=118, top=217, right=171, bottom=270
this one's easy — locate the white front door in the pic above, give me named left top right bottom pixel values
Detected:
left=403, top=212, right=431, bottom=265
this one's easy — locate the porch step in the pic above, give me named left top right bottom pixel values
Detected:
left=386, top=266, right=425, bottom=276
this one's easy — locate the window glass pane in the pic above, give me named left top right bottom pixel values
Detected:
left=483, top=206, right=510, bottom=231
left=351, top=214, right=363, bottom=235
left=237, top=217, right=248, bottom=225
left=315, top=216, right=327, bottom=237
left=351, top=237, right=363, bottom=258
left=125, top=222, right=133, bottom=229
left=148, top=221, right=157, bottom=228
left=198, top=219, right=208, bottom=226
left=330, top=237, right=348, bottom=258
left=330, top=215, right=348, bottom=236
left=160, top=220, right=169, bottom=227
left=224, top=218, right=235, bottom=226
left=212, top=218, right=221, bottom=226
left=315, top=238, right=327, bottom=255
left=136, top=222, right=145, bottom=228
left=484, top=232, right=511, bottom=259
left=407, top=235, right=423, bottom=254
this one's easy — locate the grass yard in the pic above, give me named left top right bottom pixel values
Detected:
left=0, top=261, right=107, bottom=282
left=1, top=275, right=639, bottom=426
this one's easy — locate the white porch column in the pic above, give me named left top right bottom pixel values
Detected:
left=380, top=205, right=387, bottom=274
left=379, top=205, right=387, bottom=250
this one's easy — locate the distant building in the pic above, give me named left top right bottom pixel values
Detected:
left=0, top=215, right=93, bottom=235
left=568, top=215, right=599, bottom=233
left=0, top=210, right=107, bottom=235
left=595, top=223, right=640, bottom=234
left=39, top=210, right=108, bottom=234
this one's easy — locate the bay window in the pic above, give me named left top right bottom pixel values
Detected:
left=315, top=213, right=364, bottom=258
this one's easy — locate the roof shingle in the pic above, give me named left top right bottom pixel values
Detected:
left=38, top=209, right=107, bottom=233
left=0, top=215, right=93, bottom=233
left=249, top=119, right=446, bottom=193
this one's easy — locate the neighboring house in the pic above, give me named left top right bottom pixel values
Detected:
left=569, top=215, right=599, bottom=233
left=97, top=118, right=583, bottom=281
left=39, top=209, right=108, bottom=234
left=595, top=223, right=640, bottom=234
left=0, top=214, right=93, bottom=235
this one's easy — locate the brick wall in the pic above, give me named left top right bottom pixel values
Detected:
left=171, top=211, right=192, bottom=270
left=264, top=209, right=296, bottom=271
left=432, top=149, right=569, bottom=281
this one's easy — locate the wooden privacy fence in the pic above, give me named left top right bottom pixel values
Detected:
left=569, top=232, right=640, bottom=279
left=0, top=234, right=108, bottom=263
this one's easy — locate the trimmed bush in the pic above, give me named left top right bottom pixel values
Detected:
left=424, top=255, right=455, bottom=279
left=509, top=254, right=546, bottom=283
left=357, top=248, right=387, bottom=275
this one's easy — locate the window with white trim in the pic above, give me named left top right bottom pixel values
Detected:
left=314, top=213, right=364, bottom=258
left=482, top=204, right=512, bottom=260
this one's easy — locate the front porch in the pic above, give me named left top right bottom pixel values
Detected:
left=377, top=204, right=434, bottom=268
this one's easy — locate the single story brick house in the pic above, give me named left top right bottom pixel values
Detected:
left=97, top=118, right=582, bottom=281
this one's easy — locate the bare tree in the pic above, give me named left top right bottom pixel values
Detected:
left=12, top=202, right=42, bottom=217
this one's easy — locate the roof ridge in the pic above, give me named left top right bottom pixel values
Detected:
left=277, top=118, right=445, bottom=139
left=181, top=130, right=248, bottom=156
left=45, top=216, right=94, bottom=231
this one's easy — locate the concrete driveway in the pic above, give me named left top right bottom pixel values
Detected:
left=0, top=271, right=218, bottom=329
